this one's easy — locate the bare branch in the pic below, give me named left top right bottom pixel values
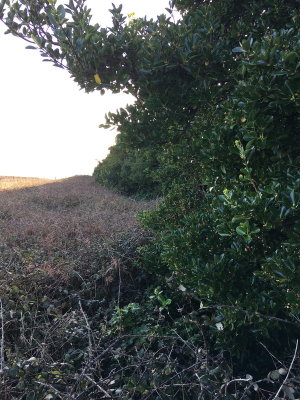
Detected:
left=273, top=339, right=299, bottom=400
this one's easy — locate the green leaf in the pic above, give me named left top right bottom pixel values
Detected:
left=253, top=383, right=259, bottom=391
left=290, top=189, right=295, bottom=205
left=278, top=368, right=287, bottom=375
left=231, top=215, right=246, bottom=223
left=7, top=365, right=20, bottom=377
left=215, top=322, right=224, bottom=331
left=274, top=270, right=285, bottom=278
left=215, top=315, right=223, bottom=322
left=46, top=8, right=58, bottom=28
left=11, top=285, right=20, bottom=293
left=280, top=206, right=286, bottom=218
left=269, top=370, right=280, bottom=380
left=236, top=221, right=249, bottom=236
left=0, top=0, right=6, bottom=15
left=282, top=384, right=295, bottom=400
left=232, top=47, right=245, bottom=53
left=75, top=38, right=84, bottom=50
left=57, top=4, right=65, bottom=19
left=236, top=227, right=246, bottom=235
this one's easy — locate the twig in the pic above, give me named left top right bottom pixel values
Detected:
left=224, top=378, right=253, bottom=396
left=72, top=334, right=179, bottom=397
left=83, top=374, right=112, bottom=398
left=75, top=362, right=152, bottom=399
left=273, top=339, right=298, bottom=400
left=258, top=341, right=285, bottom=368
left=143, top=361, right=202, bottom=400
left=0, top=299, right=4, bottom=373
left=161, top=383, right=202, bottom=387
left=79, top=300, right=93, bottom=359
left=200, top=304, right=300, bottom=327
left=171, top=329, right=196, bottom=354
left=35, top=381, right=66, bottom=399
left=117, top=260, right=122, bottom=308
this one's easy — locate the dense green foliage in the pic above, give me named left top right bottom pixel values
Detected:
left=1, top=0, right=300, bottom=397
left=92, top=2, right=300, bottom=364
left=142, top=22, right=300, bottom=358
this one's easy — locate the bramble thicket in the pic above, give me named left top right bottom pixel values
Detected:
left=1, top=0, right=300, bottom=398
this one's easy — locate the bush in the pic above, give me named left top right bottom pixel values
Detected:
left=94, top=145, right=160, bottom=197
left=141, top=19, right=300, bottom=363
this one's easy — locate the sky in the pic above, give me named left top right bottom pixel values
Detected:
left=0, top=0, right=173, bottom=179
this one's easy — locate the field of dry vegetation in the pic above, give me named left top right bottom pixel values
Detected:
left=0, top=176, right=161, bottom=399
left=0, top=175, right=156, bottom=279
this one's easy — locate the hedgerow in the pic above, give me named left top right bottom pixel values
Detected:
left=1, top=0, right=300, bottom=397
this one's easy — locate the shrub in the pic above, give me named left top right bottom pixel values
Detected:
left=141, top=19, right=300, bottom=363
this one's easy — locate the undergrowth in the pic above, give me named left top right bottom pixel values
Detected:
left=0, top=176, right=299, bottom=399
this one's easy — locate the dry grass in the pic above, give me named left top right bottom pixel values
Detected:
left=0, top=175, right=157, bottom=281
left=0, top=176, right=162, bottom=399
left=0, top=176, right=54, bottom=191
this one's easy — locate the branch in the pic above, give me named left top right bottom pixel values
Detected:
left=273, top=339, right=298, bottom=400
left=200, top=304, right=300, bottom=327
left=143, top=361, right=203, bottom=400
left=79, top=300, right=93, bottom=360
left=0, top=299, right=4, bottom=373
left=224, top=378, right=253, bottom=396
left=83, top=374, right=112, bottom=398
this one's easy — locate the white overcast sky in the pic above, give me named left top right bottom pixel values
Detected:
left=0, top=0, right=173, bottom=179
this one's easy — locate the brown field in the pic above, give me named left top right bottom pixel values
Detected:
left=0, top=176, right=55, bottom=191
left=0, top=176, right=159, bottom=398
left=0, top=175, right=156, bottom=281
